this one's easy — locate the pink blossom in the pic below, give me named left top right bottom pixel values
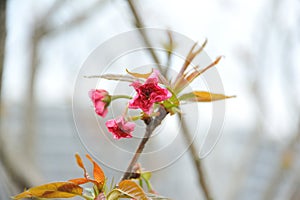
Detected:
left=129, top=71, right=172, bottom=114
left=89, top=89, right=110, bottom=117
left=105, top=117, right=135, bottom=139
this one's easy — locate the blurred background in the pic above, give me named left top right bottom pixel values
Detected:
left=0, top=0, right=300, bottom=199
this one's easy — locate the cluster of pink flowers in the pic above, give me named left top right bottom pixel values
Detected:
left=89, top=70, right=171, bottom=139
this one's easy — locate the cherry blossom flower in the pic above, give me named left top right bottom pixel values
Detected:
left=105, top=116, right=135, bottom=139
left=129, top=71, right=171, bottom=114
left=89, top=89, right=110, bottom=117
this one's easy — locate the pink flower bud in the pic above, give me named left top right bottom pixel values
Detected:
left=89, top=89, right=110, bottom=117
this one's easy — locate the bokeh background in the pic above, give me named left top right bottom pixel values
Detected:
left=0, top=0, right=299, bottom=199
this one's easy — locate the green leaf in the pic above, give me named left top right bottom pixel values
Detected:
left=162, top=90, right=179, bottom=115
left=107, top=190, right=122, bottom=200
left=107, top=180, right=149, bottom=200
left=13, top=182, right=83, bottom=199
left=141, top=172, right=152, bottom=181
left=141, top=172, right=153, bottom=191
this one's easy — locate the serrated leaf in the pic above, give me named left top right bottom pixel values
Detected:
left=107, top=180, right=149, bottom=200
left=179, top=91, right=235, bottom=102
left=13, top=182, right=83, bottom=199
left=126, top=68, right=153, bottom=79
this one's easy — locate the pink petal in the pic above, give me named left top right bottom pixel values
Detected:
left=105, top=117, right=135, bottom=140
left=130, top=81, right=142, bottom=90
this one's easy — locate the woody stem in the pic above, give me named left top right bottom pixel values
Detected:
left=121, top=106, right=168, bottom=181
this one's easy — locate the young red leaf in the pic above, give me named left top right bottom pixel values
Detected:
left=13, top=182, right=83, bottom=199
left=75, top=153, right=89, bottom=179
left=69, top=154, right=105, bottom=190
left=86, top=154, right=105, bottom=187
left=68, top=177, right=89, bottom=185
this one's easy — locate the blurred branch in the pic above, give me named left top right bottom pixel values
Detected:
left=44, top=0, right=109, bottom=36
left=0, top=0, right=43, bottom=194
left=124, top=1, right=213, bottom=199
left=0, top=0, right=6, bottom=110
left=162, top=30, right=175, bottom=76
left=290, top=154, right=300, bottom=200
left=289, top=115, right=300, bottom=200
left=225, top=124, right=262, bottom=199
left=291, top=186, right=300, bottom=200
left=264, top=13, right=300, bottom=198
left=126, top=0, right=162, bottom=72
left=1, top=0, right=110, bottom=192
left=178, top=113, right=212, bottom=200
left=165, top=30, right=174, bottom=68
left=22, top=0, right=67, bottom=161
left=227, top=1, right=300, bottom=199
left=226, top=1, right=277, bottom=198
left=23, top=0, right=109, bottom=159
left=0, top=0, right=10, bottom=190
left=263, top=130, right=300, bottom=200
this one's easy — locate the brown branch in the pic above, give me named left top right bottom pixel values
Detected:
left=121, top=106, right=168, bottom=181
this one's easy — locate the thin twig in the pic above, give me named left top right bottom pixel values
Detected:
left=121, top=107, right=168, bottom=181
